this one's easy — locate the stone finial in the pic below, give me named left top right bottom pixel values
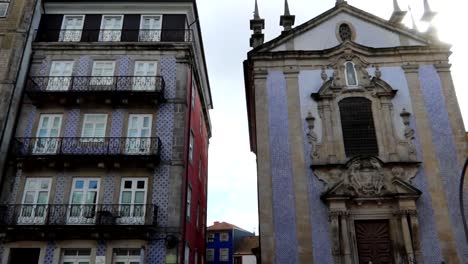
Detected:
left=336, top=0, right=347, bottom=6
left=280, top=0, right=295, bottom=32
left=250, top=0, right=265, bottom=48
left=389, top=0, right=407, bottom=24
left=408, top=5, right=418, bottom=31
left=421, top=0, right=437, bottom=22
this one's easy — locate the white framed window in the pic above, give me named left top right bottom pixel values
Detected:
left=206, top=249, right=214, bottom=262
left=48, top=61, right=74, bottom=91
left=67, top=178, right=100, bottom=225
left=34, top=114, right=63, bottom=154
left=133, top=61, right=158, bottom=91
left=61, top=249, right=91, bottom=264
left=196, top=202, right=200, bottom=229
left=207, top=233, right=214, bottom=243
left=81, top=114, right=107, bottom=142
left=344, top=61, right=358, bottom=86
left=118, top=178, right=147, bottom=225
left=126, top=114, right=152, bottom=154
left=60, top=15, right=85, bottom=42
left=113, top=248, right=141, bottom=264
left=186, top=186, right=192, bottom=221
left=91, top=61, right=115, bottom=86
left=139, top=15, right=162, bottom=41
left=0, top=1, right=10, bottom=17
left=100, top=15, right=123, bottom=41
left=220, top=232, right=229, bottom=242
left=219, top=248, right=229, bottom=262
left=189, top=130, right=194, bottom=163
left=18, top=178, right=52, bottom=224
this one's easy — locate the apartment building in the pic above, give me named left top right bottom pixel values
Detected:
left=0, top=0, right=212, bottom=263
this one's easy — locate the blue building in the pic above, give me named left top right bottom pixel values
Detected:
left=206, top=222, right=253, bottom=264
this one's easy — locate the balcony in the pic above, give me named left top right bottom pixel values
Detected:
left=25, top=76, right=165, bottom=106
left=12, top=137, right=161, bottom=167
left=0, top=204, right=158, bottom=240
left=35, top=29, right=192, bottom=43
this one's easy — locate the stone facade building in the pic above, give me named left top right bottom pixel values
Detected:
left=244, top=0, right=467, bottom=263
left=0, top=0, right=212, bottom=263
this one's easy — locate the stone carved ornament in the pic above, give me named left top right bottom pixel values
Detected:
left=314, top=157, right=420, bottom=197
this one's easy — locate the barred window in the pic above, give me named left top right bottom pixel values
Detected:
left=339, top=23, right=352, bottom=41
left=0, top=1, right=10, bottom=17
left=339, top=97, right=378, bottom=157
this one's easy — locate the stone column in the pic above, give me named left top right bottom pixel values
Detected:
left=398, top=211, right=415, bottom=262
left=253, top=68, right=275, bottom=264
left=329, top=211, right=342, bottom=264
left=408, top=211, right=423, bottom=263
left=340, top=212, right=352, bottom=264
left=379, top=99, right=398, bottom=161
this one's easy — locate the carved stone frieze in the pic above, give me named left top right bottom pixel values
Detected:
left=315, top=156, right=420, bottom=198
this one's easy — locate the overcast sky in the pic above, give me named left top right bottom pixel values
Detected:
left=197, top=0, right=468, bottom=232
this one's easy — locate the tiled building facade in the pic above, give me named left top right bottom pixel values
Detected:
left=0, top=0, right=212, bottom=263
left=245, top=0, right=467, bottom=263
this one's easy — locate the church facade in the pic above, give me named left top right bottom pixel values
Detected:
left=244, top=0, right=467, bottom=263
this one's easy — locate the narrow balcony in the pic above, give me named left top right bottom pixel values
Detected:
left=35, top=29, right=192, bottom=43
left=12, top=137, right=161, bottom=167
left=0, top=204, right=158, bottom=240
left=25, top=76, right=165, bottom=106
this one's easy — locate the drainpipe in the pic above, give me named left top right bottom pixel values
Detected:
left=460, top=158, right=468, bottom=245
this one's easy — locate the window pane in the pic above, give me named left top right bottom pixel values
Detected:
left=24, top=192, right=35, bottom=203
left=121, top=192, right=132, bottom=203
left=41, top=180, right=50, bottom=189
left=75, top=180, right=84, bottom=189
left=89, top=181, right=98, bottom=189
left=86, top=192, right=97, bottom=203
left=137, top=181, right=145, bottom=189
left=71, top=192, right=83, bottom=203
left=37, top=192, right=48, bottom=204
left=134, top=191, right=145, bottom=203
left=124, top=181, right=132, bottom=189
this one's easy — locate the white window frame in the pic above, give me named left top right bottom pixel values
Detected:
left=133, top=61, right=158, bottom=91
left=186, top=185, right=192, bottom=221
left=61, top=249, right=91, bottom=264
left=91, top=61, right=115, bottom=86
left=112, top=248, right=141, bottom=264
left=67, top=178, right=100, bottom=225
left=18, top=178, right=52, bottom=224
left=99, top=15, right=124, bottom=41
left=139, top=15, right=163, bottom=41
left=344, top=61, right=358, bottom=87
left=47, top=61, right=74, bottom=91
left=60, top=15, right=85, bottom=42
left=220, top=232, right=229, bottom=242
left=126, top=114, right=152, bottom=154
left=117, top=178, right=148, bottom=225
left=219, top=248, right=229, bottom=262
left=81, top=114, right=107, bottom=142
left=206, top=249, right=214, bottom=262
left=0, top=1, right=10, bottom=17
left=34, top=114, right=63, bottom=154
left=189, top=130, right=194, bottom=163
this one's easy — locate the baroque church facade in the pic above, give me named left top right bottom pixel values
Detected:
left=244, top=0, right=467, bottom=263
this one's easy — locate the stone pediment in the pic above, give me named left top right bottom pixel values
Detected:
left=315, top=156, right=421, bottom=199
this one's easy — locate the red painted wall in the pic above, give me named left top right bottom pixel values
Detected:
left=182, top=71, right=209, bottom=263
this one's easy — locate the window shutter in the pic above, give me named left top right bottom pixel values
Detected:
left=339, top=97, right=379, bottom=157
left=122, top=14, right=140, bottom=42
left=161, top=14, right=186, bottom=42
left=0, top=3, right=9, bottom=17
left=36, top=14, right=63, bottom=41
left=81, top=14, right=101, bottom=41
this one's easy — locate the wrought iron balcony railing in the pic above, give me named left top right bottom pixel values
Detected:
left=35, top=29, right=192, bottom=43
left=13, top=137, right=161, bottom=158
left=26, top=76, right=165, bottom=94
left=0, top=204, right=158, bottom=226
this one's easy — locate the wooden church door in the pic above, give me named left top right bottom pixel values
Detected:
left=355, top=220, right=393, bottom=264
